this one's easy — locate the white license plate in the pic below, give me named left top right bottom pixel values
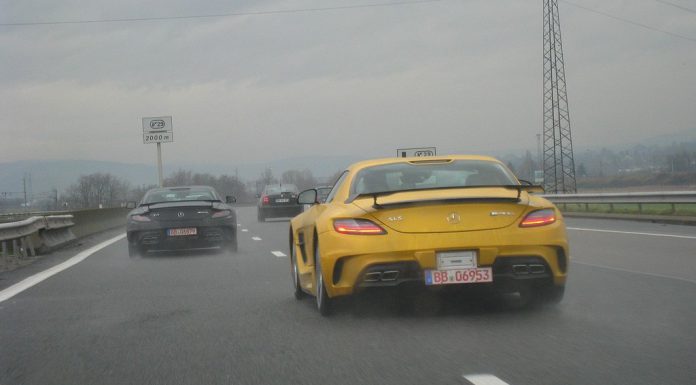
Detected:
left=167, top=227, right=197, bottom=236
left=424, top=268, right=493, bottom=285
left=275, top=198, right=290, bottom=203
left=437, top=250, right=477, bottom=270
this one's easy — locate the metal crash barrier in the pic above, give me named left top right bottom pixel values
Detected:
left=543, top=191, right=696, bottom=214
left=0, top=215, right=75, bottom=259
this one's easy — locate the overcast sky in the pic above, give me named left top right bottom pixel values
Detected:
left=1, top=0, right=694, bottom=166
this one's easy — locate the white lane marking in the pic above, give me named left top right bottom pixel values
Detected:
left=0, top=234, right=126, bottom=304
left=241, top=229, right=248, bottom=232
left=572, top=260, right=696, bottom=285
left=237, top=224, right=241, bottom=227
left=252, top=236, right=262, bottom=241
left=567, top=227, right=696, bottom=240
left=271, top=251, right=287, bottom=258
left=463, top=374, right=510, bottom=385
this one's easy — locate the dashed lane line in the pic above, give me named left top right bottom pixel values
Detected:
left=252, top=236, right=262, bottom=241
left=241, top=229, right=248, bottom=232
left=271, top=251, right=287, bottom=258
left=0, top=233, right=126, bottom=304
left=567, top=227, right=696, bottom=240
left=463, top=374, right=511, bottom=385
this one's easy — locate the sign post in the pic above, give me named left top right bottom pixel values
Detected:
left=142, top=116, right=173, bottom=187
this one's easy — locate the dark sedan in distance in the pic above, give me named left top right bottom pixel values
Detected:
left=126, top=186, right=237, bottom=257
left=257, top=184, right=302, bottom=222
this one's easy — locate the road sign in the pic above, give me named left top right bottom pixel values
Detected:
left=397, top=147, right=437, bottom=158
left=142, top=116, right=173, bottom=144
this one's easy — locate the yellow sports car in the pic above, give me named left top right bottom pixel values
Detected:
left=290, top=155, right=568, bottom=315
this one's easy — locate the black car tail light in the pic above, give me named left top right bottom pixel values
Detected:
left=130, top=214, right=150, bottom=222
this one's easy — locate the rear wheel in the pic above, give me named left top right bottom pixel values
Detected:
left=314, top=242, right=332, bottom=316
left=257, top=209, right=265, bottom=222
left=128, top=242, right=141, bottom=258
left=225, top=236, right=238, bottom=253
left=290, top=236, right=305, bottom=300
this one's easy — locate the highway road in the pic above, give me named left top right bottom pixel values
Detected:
left=1, top=207, right=694, bottom=385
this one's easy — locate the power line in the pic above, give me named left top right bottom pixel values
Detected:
left=560, top=0, right=696, bottom=43
left=0, top=0, right=442, bottom=27
left=654, top=0, right=696, bottom=14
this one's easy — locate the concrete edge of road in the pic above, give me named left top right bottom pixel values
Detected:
left=0, top=226, right=126, bottom=295
left=562, top=211, right=696, bottom=226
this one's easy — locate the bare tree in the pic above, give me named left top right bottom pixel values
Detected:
left=64, top=173, right=130, bottom=209
left=281, top=169, right=317, bottom=190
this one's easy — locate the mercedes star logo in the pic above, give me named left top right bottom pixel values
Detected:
left=177, top=212, right=185, bottom=217
left=446, top=212, right=461, bottom=224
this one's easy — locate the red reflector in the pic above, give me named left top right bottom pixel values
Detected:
left=333, top=219, right=386, bottom=235
left=520, top=209, right=556, bottom=227
left=262, top=195, right=270, bottom=205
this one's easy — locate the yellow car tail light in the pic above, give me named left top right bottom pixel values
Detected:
left=519, top=209, right=556, bottom=227
left=333, top=219, right=387, bottom=235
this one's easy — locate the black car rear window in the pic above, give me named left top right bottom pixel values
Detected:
left=143, top=187, right=219, bottom=204
left=264, top=184, right=298, bottom=194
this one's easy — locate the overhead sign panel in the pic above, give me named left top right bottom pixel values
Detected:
left=142, top=116, right=173, bottom=144
left=397, top=147, right=437, bottom=158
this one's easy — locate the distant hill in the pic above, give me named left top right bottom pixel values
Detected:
left=0, top=155, right=359, bottom=194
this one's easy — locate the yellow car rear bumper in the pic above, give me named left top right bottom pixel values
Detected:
left=317, top=221, right=569, bottom=298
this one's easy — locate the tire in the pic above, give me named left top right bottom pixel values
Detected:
left=128, top=242, right=141, bottom=258
left=314, top=241, right=333, bottom=316
left=290, top=236, right=305, bottom=300
left=257, top=209, right=265, bottom=222
left=225, top=238, right=238, bottom=253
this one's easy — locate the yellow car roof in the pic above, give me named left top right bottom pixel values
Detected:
left=347, top=154, right=503, bottom=171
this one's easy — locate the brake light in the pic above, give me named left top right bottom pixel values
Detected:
left=520, top=209, right=556, bottom=227
left=333, top=219, right=386, bottom=235
left=262, top=195, right=270, bottom=205
left=130, top=214, right=150, bottom=222
left=211, top=210, right=232, bottom=218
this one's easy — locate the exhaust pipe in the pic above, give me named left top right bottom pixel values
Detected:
left=364, top=272, right=382, bottom=282
left=381, top=270, right=399, bottom=281
left=529, top=264, right=546, bottom=274
left=512, top=264, right=530, bottom=275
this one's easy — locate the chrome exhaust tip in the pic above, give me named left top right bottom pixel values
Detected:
left=381, top=270, right=399, bottom=281
left=512, top=264, right=530, bottom=275
left=364, top=272, right=382, bottom=282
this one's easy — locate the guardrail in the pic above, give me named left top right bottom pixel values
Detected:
left=0, top=208, right=131, bottom=271
left=544, top=191, right=696, bottom=213
left=0, top=215, right=75, bottom=259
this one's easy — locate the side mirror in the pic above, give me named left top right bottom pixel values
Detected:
left=225, top=196, right=236, bottom=204
left=125, top=201, right=137, bottom=209
left=297, top=189, right=318, bottom=205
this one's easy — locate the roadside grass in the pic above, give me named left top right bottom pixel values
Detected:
left=560, top=203, right=696, bottom=216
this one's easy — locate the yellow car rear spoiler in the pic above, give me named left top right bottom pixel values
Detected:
left=345, top=184, right=545, bottom=209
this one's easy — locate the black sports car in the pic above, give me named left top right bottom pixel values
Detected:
left=126, top=186, right=237, bottom=256
left=257, top=184, right=302, bottom=222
